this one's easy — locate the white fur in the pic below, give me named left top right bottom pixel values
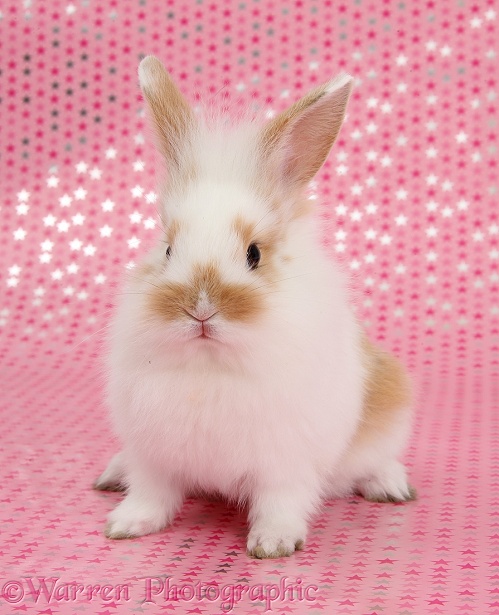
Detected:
left=99, top=71, right=413, bottom=558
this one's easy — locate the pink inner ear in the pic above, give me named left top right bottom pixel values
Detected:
left=265, top=76, right=353, bottom=190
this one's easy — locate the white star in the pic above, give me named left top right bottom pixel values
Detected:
left=457, top=199, right=469, bottom=211
left=57, top=220, right=70, bottom=233
left=485, top=9, right=496, bottom=20
left=69, top=239, right=83, bottom=251
left=471, top=98, right=480, bottom=109
left=396, top=135, right=408, bottom=146
left=473, top=231, right=484, bottom=241
left=336, top=164, right=348, bottom=175
left=34, top=287, right=46, bottom=297
left=396, top=83, right=408, bottom=93
left=72, top=213, right=85, bottom=225
left=83, top=244, right=97, bottom=256
left=94, top=274, right=106, bottom=284
left=74, top=186, right=87, bottom=200
left=380, top=102, right=392, bottom=114
left=9, top=265, right=21, bottom=276
left=335, top=230, right=347, bottom=241
left=426, top=200, right=439, bottom=211
left=145, top=191, right=158, bottom=204
left=67, top=263, right=79, bottom=274
left=350, top=209, right=363, bottom=221
left=99, top=225, right=113, bottom=237
left=309, top=61, right=320, bottom=70
left=380, top=155, right=392, bottom=167
left=395, top=215, right=407, bottom=226
left=394, top=308, right=404, bottom=318
left=128, top=236, right=141, bottom=249
left=395, top=188, right=408, bottom=200
left=41, top=240, right=54, bottom=251
left=426, top=120, right=438, bottom=131
left=349, top=260, right=360, bottom=270
left=395, top=264, right=406, bottom=274
left=440, top=45, right=452, bottom=56
left=441, top=207, right=453, bottom=217
left=63, top=286, right=75, bottom=296
left=335, top=243, right=345, bottom=253
left=426, top=40, right=437, bottom=51
left=351, top=129, right=363, bottom=140
left=364, top=277, right=374, bottom=286
left=365, top=122, right=377, bottom=134
left=395, top=54, right=408, bottom=66
left=471, top=151, right=481, bottom=163
left=7, top=278, right=19, bottom=288
left=133, top=160, right=145, bottom=172
left=426, top=174, right=438, bottom=186
left=426, top=226, right=438, bottom=237
left=351, top=184, right=363, bottom=196
left=367, top=97, right=378, bottom=108
left=336, top=151, right=348, bottom=161
left=365, top=253, right=376, bottom=264
left=380, top=282, right=391, bottom=292
left=442, top=179, right=453, bottom=191
left=134, top=133, right=145, bottom=145
left=366, top=150, right=378, bottom=161
left=455, top=131, right=468, bottom=144
left=66, top=4, right=76, bottom=15
left=335, top=204, right=348, bottom=216
left=426, top=251, right=438, bottom=262
left=77, top=291, right=88, bottom=300
left=365, top=176, right=376, bottom=187
left=130, top=211, right=143, bottom=224
left=16, top=204, right=29, bottom=215
left=426, top=275, right=437, bottom=284
left=426, top=94, right=438, bottom=105
left=51, top=269, right=64, bottom=280
left=17, top=189, right=30, bottom=202
left=125, top=261, right=136, bottom=270
left=13, top=228, right=27, bottom=240
left=105, top=147, right=117, bottom=159
left=39, top=253, right=52, bottom=263
left=47, top=176, right=60, bottom=188
left=426, top=147, right=438, bottom=158
left=365, top=203, right=378, bottom=214
left=101, top=199, right=115, bottom=212
left=470, top=17, right=482, bottom=28
left=489, top=224, right=499, bottom=235
left=59, top=194, right=73, bottom=207
left=365, top=229, right=377, bottom=240
left=90, top=167, right=102, bottom=180
left=143, top=218, right=156, bottom=229
left=490, top=249, right=499, bottom=260
left=43, top=214, right=57, bottom=226
left=457, top=262, right=469, bottom=272
left=380, top=234, right=392, bottom=245
left=131, top=185, right=144, bottom=198
left=76, top=161, right=88, bottom=173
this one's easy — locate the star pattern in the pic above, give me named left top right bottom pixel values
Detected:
left=0, top=0, right=497, bottom=613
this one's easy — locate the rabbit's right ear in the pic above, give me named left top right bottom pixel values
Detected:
left=138, top=56, right=195, bottom=172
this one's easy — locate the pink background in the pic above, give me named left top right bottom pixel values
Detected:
left=0, top=0, right=497, bottom=613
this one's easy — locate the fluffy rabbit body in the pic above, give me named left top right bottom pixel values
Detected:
left=96, top=56, right=415, bottom=558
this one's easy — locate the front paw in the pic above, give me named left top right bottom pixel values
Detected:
left=105, top=497, right=169, bottom=540
left=247, top=524, right=305, bottom=559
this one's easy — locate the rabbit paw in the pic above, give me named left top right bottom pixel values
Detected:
left=247, top=524, right=305, bottom=559
left=357, top=460, right=417, bottom=503
left=105, top=496, right=169, bottom=539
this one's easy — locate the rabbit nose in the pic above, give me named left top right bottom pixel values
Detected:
left=184, top=308, right=217, bottom=322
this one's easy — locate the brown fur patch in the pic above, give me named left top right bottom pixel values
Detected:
left=148, top=262, right=264, bottom=324
left=354, top=335, right=412, bottom=443
left=167, top=219, right=181, bottom=247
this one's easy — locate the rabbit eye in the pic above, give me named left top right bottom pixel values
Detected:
left=246, top=243, right=261, bottom=270
left=166, top=245, right=172, bottom=258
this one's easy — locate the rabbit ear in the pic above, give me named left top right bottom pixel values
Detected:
left=138, top=56, right=195, bottom=172
left=262, top=74, right=353, bottom=191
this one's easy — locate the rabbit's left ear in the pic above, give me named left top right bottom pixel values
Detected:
left=261, top=74, right=353, bottom=191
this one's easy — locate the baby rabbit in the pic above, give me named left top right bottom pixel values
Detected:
left=95, top=56, right=416, bottom=559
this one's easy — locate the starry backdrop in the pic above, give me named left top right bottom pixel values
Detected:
left=0, top=1, right=498, bottom=614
